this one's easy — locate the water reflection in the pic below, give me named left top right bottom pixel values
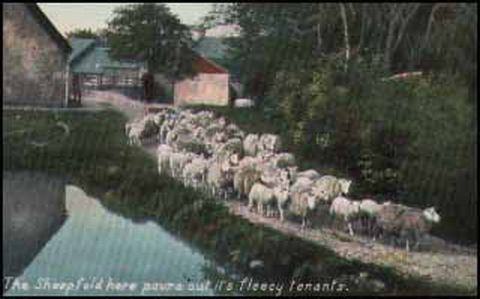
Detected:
left=4, top=182, right=216, bottom=296
left=3, top=171, right=67, bottom=292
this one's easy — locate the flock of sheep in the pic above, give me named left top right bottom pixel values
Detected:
left=125, top=107, right=441, bottom=252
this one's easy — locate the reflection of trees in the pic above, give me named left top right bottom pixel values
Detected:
left=3, top=172, right=67, bottom=293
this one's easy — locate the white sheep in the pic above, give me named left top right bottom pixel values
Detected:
left=159, top=114, right=177, bottom=144
left=296, top=169, right=321, bottom=181
left=289, top=188, right=318, bottom=231
left=274, top=184, right=291, bottom=222
left=214, top=138, right=244, bottom=162
left=126, top=115, right=157, bottom=146
left=357, top=198, right=390, bottom=238
left=225, top=123, right=245, bottom=140
left=291, top=177, right=314, bottom=194
left=169, top=152, right=195, bottom=179
left=270, top=152, right=296, bottom=169
left=243, top=134, right=259, bottom=157
left=233, top=165, right=261, bottom=200
left=248, top=183, right=276, bottom=217
left=329, top=196, right=361, bottom=236
left=376, top=204, right=441, bottom=251
left=157, top=144, right=174, bottom=175
left=206, top=159, right=235, bottom=200
left=182, top=157, right=209, bottom=189
left=258, top=134, right=282, bottom=153
left=234, top=98, right=255, bottom=108
left=125, top=122, right=140, bottom=146
left=312, top=175, right=352, bottom=203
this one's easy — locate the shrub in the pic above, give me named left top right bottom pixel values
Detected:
left=266, top=58, right=477, bottom=244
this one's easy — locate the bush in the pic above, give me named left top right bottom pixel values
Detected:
left=267, top=58, right=477, bottom=244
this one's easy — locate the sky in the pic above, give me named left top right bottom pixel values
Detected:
left=38, top=3, right=214, bottom=36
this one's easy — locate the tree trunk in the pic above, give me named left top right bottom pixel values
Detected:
left=339, top=3, right=350, bottom=72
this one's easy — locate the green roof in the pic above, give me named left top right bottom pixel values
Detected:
left=68, top=38, right=95, bottom=64
left=194, top=37, right=228, bottom=60
left=69, top=39, right=144, bottom=74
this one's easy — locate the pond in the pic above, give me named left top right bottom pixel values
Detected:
left=3, top=173, right=219, bottom=296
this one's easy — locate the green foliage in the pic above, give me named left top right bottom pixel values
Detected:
left=207, top=3, right=477, bottom=102
left=267, top=59, right=477, bottom=244
left=105, top=3, right=196, bottom=79
left=65, top=28, right=98, bottom=39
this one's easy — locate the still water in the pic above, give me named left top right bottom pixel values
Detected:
left=4, top=182, right=218, bottom=296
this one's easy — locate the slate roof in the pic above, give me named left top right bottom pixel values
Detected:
left=68, top=38, right=144, bottom=74
left=194, top=37, right=227, bottom=60
left=68, top=38, right=96, bottom=65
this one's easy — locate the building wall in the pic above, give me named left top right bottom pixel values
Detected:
left=3, top=4, right=68, bottom=107
left=174, top=73, right=229, bottom=106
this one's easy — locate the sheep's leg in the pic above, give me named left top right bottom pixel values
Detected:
left=348, top=222, right=354, bottom=236
left=247, top=198, right=254, bottom=212
left=211, top=186, right=216, bottom=197
left=223, top=190, right=228, bottom=201
left=414, top=231, right=422, bottom=251
left=278, top=204, right=284, bottom=222
left=405, top=239, right=410, bottom=252
left=414, top=239, right=421, bottom=251
left=371, top=222, right=377, bottom=241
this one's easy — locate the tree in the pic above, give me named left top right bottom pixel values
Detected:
left=66, top=28, right=98, bottom=39
left=105, top=3, right=196, bottom=80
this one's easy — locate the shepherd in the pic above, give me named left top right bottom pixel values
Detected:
left=71, top=73, right=82, bottom=104
left=142, top=72, right=155, bottom=103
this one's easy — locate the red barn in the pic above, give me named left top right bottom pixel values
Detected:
left=174, top=54, right=229, bottom=106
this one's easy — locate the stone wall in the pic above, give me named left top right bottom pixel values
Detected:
left=174, top=73, right=229, bottom=106
left=3, top=4, right=68, bottom=107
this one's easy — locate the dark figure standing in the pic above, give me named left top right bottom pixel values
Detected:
left=142, top=72, right=155, bottom=103
left=72, top=74, right=82, bottom=104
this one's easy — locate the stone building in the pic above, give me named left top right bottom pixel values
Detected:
left=3, top=3, right=71, bottom=107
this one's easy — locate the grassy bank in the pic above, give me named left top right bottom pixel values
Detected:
left=3, top=108, right=474, bottom=296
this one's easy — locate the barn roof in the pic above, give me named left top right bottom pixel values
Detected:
left=24, top=4, right=71, bottom=54
left=194, top=37, right=227, bottom=60
left=192, top=53, right=228, bottom=74
left=69, top=41, right=144, bottom=74
left=68, top=38, right=96, bottom=65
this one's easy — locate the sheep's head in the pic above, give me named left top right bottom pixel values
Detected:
left=307, top=193, right=318, bottom=210
left=351, top=200, right=361, bottom=213
left=339, top=179, right=352, bottom=195
left=286, top=166, right=298, bottom=182
left=229, top=153, right=240, bottom=165
left=279, top=169, right=291, bottom=185
left=423, top=207, right=441, bottom=223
